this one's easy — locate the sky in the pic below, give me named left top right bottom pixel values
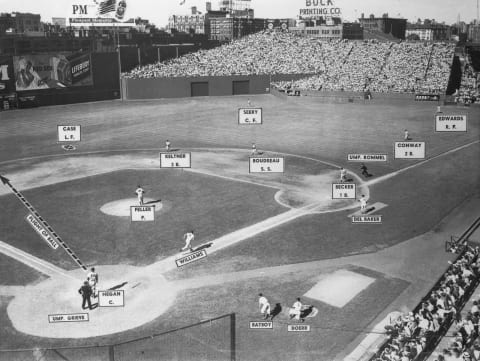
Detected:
left=0, top=0, right=477, bottom=27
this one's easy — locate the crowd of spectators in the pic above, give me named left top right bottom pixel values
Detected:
left=454, top=62, right=479, bottom=105
left=125, top=31, right=456, bottom=95
left=372, top=245, right=480, bottom=361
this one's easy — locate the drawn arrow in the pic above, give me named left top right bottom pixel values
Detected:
left=0, top=174, right=87, bottom=271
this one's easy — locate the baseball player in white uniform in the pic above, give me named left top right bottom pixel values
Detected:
left=258, top=293, right=271, bottom=320
left=165, top=139, right=171, bottom=152
left=181, top=231, right=195, bottom=252
left=289, top=298, right=303, bottom=321
left=87, top=267, right=98, bottom=298
left=340, top=168, right=347, bottom=183
left=251, top=143, right=257, bottom=156
left=359, top=195, right=368, bottom=213
left=404, top=129, right=410, bottom=141
left=135, top=186, right=145, bottom=205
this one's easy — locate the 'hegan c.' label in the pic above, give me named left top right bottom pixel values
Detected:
left=332, top=183, right=356, bottom=199
left=348, top=154, right=387, bottom=162
left=99, top=290, right=125, bottom=307
left=160, top=152, right=191, bottom=168
left=176, top=250, right=208, bottom=267
left=352, top=215, right=383, bottom=224
left=249, top=157, right=284, bottom=173
left=435, top=115, right=467, bottom=132
left=249, top=321, right=273, bottom=329
left=25, top=214, right=59, bottom=250
left=57, top=125, right=81, bottom=142
left=48, top=313, right=89, bottom=323
left=130, top=205, right=155, bottom=222
left=394, top=142, right=425, bottom=159
left=238, top=108, right=263, bottom=125
left=288, top=325, right=311, bottom=332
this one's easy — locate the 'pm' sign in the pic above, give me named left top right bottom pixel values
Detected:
left=72, top=5, right=88, bottom=15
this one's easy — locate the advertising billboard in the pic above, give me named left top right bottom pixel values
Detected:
left=299, top=0, right=342, bottom=18
left=13, top=53, right=93, bottom=91
left=68, top=0, right=135, bottom=27
left=0, top=56, right=15, bottom=94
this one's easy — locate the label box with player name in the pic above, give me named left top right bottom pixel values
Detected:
left=130, top=206, right=155, bottom=222
left=58, top=125, right=81, bottom=142
left=238, top=108, right=263, bottom=125
left=176, top=250, right=208, bottom=267
left=332, top=183, right=356, bottom=199
left=435, top=115, right=467, bottom=132
left=249, top=157, right=284, bottom=173
left=288, top=325, right=311, bottom=332
left=352, top=215, right=383, bottom=224
left=347, top=154, right=387, bottom=162
left=249, top=321, right=273, bottom=329
left=99, top=290, right=125, bottom=307
left=160, top=152, right=191, bottom=168
left=394, top=142, right=425, bottom=159
left=48, top=313, right=89, bottom=323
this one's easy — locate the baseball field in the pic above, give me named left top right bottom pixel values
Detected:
left=0, top=94, right=479, bottom=361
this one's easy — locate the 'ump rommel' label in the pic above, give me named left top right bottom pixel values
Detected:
left=160, top=152, right=191, bottom=168
left=99, top=290, right=125, bottom=307
left=332, top=183, right=356, bottom=199
left=288, top=325, right=311, bottom=332
left=435, top=115, right=467, bottom=132
left=130, top=205, right=155, bottom=222
left=394, top=142, right=425, bottom=159
left=176, top=250, right=208, bottom=267
left=238, top=108, right=263, bottom=125
left=58, top=125, right=81, bottom=142
left=48, top=313, right=89, bottom=323
left=249, top=321, right=273, bottom=329
left=352, top=215, right=383, bottom=224
left=249, top=157, right=284, bottom=173
left=348, top=154, right=387, bottom=162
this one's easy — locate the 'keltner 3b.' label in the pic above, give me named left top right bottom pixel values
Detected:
left=160, top=152, right=191, bottom=168
left=249, top=157, right=284, bottom=173
left=435, top=115, right=467, bottom=132
left=238, top=108, right=263, bottom=125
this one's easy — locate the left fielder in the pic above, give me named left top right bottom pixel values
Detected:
left=181, top=231, right=195, bottom=252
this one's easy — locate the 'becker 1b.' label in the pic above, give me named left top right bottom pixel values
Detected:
left=332, top=183, right=356, bottom=199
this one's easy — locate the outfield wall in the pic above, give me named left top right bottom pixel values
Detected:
left=122, top=74, right=313, bottom=100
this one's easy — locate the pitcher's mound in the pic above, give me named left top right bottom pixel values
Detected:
left=100, top=198, right=163, bottom=217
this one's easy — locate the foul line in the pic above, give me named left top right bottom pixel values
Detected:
left=0, top=240, right=77, bottom=281
left=364, top=140, right=480, bottom=187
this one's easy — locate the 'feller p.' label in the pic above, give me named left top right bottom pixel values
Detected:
left=130, top=206, right=155, bottom=222
left=394, top=142, right=425, bottom=159
left=98, top=290, right=125, bottom=307
left=58, top=126, right=81, bottom=142
left=238, top=108, right=263, bottom=125
left=249, top=157, right=284, bottom=173
left=332, top=183, right=356, bottom=199
left=160, top=153, right=191, bottom=168
left=435, top=115, right=467, bottom=132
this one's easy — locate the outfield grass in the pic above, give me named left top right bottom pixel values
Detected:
left=0, top=169, right=286, bottom=273
left=0, top=255, right=43, bottom=286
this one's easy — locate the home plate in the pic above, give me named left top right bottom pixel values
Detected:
left=348, top=202, right=388, bottom=218
left=304, top=270, right=375, bottom=308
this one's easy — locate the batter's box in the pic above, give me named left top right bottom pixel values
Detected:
left=348, top=202, right=388, bottom=218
